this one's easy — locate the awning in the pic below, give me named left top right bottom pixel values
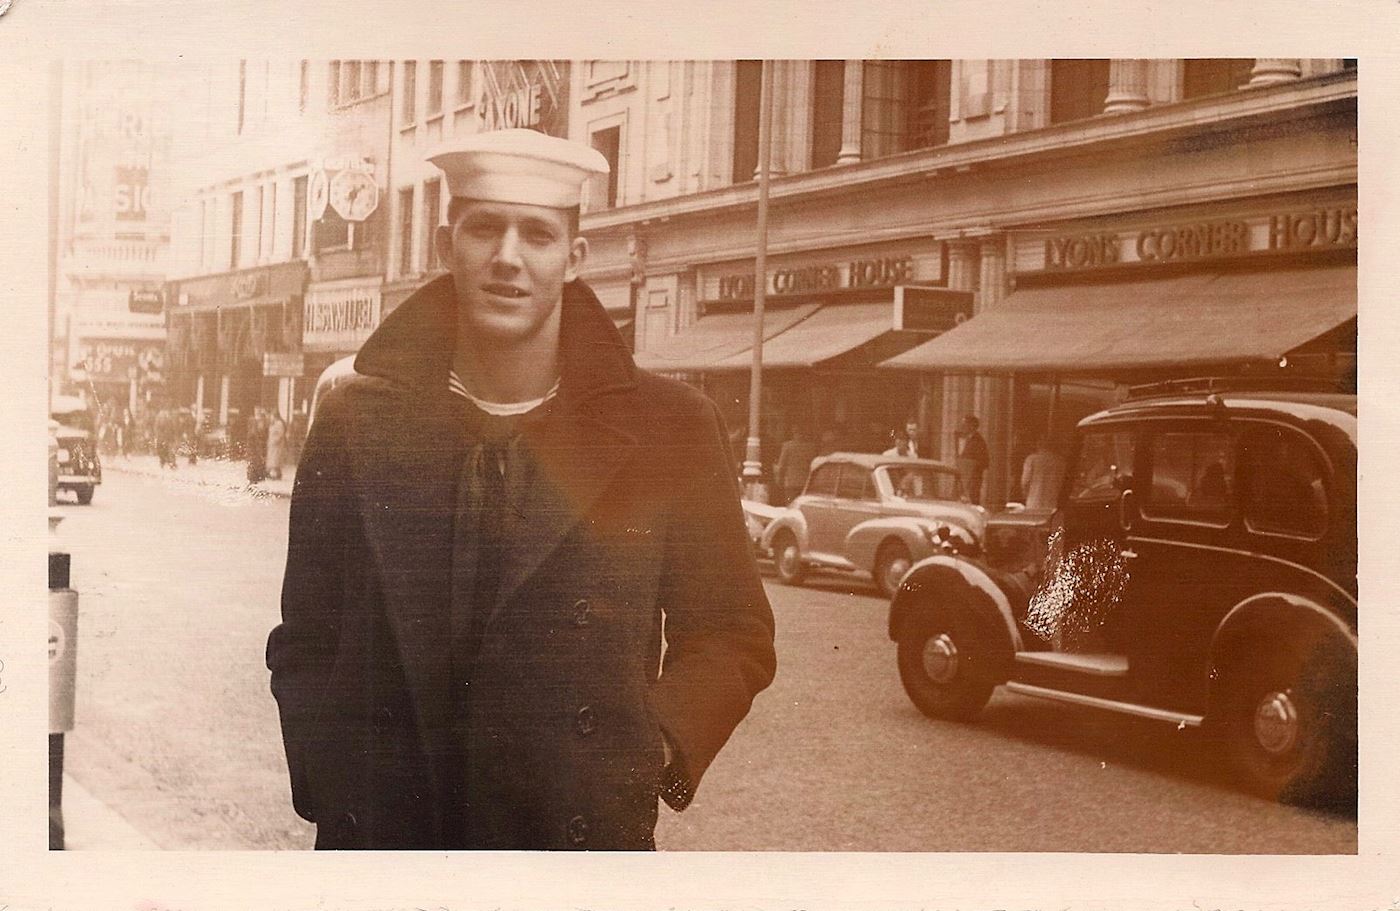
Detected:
left=633, top=304, right=820, bottom=372
left=881, top=263, right=1356, bottom=375
left=706, top=302, right=898, bottom=370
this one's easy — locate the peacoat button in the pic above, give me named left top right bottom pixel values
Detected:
left=572, top=598, right=591, bottom=627
left=575, top=705, right=597, bottom=736
left=566, top=814, right=589, bottom=845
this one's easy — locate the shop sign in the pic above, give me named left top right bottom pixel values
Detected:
left=476, top=61, right=571, bottom=137
left=172, top=262, right=307, bottom=313
left=73, top=340, right=164, bottom=384
left=715, top=256, right=919, bottom=302
left=128, top=288, right=164, bottom=314
left=303, top=281, right=382, bottom=352
left=263, top=352, right=306, bottom=377
left=1026, top=204, right=1357, bottom=274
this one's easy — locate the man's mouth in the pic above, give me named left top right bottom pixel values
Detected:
left=482, top=283, right=529, bottom=299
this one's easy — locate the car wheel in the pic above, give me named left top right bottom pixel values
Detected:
left=73, top=484, right=94, bottom=505
left=1217, top=643, right=1356, bottom=804
left=874, top=540, right=913, bottom=599
left=896, top=604, right=999, bottom=722
left=772, top=531, right=806, bottom=586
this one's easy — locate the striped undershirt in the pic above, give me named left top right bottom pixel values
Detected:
left=447, top=369, right=560, bottom=417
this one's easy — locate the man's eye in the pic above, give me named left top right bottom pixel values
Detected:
left=526, top=228, right=557, bottom=243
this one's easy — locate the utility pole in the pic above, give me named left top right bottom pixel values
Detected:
left=742, top=60, right=774, bottom=502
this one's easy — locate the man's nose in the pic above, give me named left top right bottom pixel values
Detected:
left=491, top=227, right=524, bottom=271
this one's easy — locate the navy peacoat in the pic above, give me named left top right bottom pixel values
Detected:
left=267, top=276, right=777, bottom=850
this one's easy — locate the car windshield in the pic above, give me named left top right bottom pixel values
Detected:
left=884, top=466, right=959, bottom=501
left=52, top=408, right=94, bottom=433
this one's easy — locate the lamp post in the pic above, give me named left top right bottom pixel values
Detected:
left=742, top=60, right=774, bottom=502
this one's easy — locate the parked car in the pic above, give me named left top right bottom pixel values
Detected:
left=760, top=452, right=986, bottom=597
left=889, top=382, right=1357, bottom=804
left=51, top=395, right=101, bottom=505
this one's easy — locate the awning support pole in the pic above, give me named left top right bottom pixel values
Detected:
left=742, top=60, right=774, bottom=503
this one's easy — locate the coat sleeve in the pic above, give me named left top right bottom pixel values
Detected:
left=265, top=392, right=356, bottom=823
left=648, top=396, right=777, bottom=810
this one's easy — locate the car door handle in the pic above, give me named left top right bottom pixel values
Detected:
left=1120, top=548, right=1138, bottom=560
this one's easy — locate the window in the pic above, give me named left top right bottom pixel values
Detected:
left=589, top=126, right=621, bottom=210
left=810, top=60, right=845, bottom=168
left=732, top=59, right=763, bottom=182
left=1240, top=424, right=1328, bottom=538
left=264, top=182, right=277, bottom=260
left=836, top=465, right=875, bottom=501
left=230, top=191, right=243, bottom=269
left=1069, top=429, right=1136, bottom=501
left=457, top=61, right=473, bottom=105
left=1182, top=58, right=1255, bottom=100
left=314, top=205, right=350, bottom=252
left=1049, top=58, right=1111, bottom=125
left=401, top=60, right=417, bottom=125
left=299, top=60, right=309, bottom=112
left=329, top=61, right=340, bottom=107
left=806, top=462, right=841, bottom=497
left=427, top=60, right=444, bottom=116
left=198, top=199, right=208, bottom=269
left=253, top=186, right=265, bottom=262
left=422, top=179, right=441, bottom=271
left=343, top=61, right=362, bottom=103
left=1143, top=431, right=1235, bottom=524
left=398, top=187, right=415, bottom=275
left=237, top=59, right=247, bottom=134
left=291, top=175, right=308, bottom=259
left=861, top=60, right=951, bottom=158
left=362, top=61, right=379, bottom=98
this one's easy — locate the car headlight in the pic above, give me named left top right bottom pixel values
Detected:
left=57, top=448, right=70, bottom=462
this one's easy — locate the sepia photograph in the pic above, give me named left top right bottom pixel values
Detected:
left=5, top=1, right=1399, bottom=909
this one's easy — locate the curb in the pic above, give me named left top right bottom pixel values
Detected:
left=103, top=460, right=293, bottom=500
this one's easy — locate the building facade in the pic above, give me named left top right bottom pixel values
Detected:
left=55, top=61, right=175, bottom=415
left=575, top=59, right=1357, bottom=504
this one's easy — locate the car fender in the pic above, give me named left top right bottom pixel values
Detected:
left=888, top=555, right=1024, bottom=655
left=759, top=509, right=809, bottom=556
left=845, top=517, right=974, bottom=576
left=1208, top=591, right=1357, bottom=688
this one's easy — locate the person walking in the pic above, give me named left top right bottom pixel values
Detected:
left=955, top=414, right=990, bottom=505
left=1020, top=435, right=1068, bottom=510
left=265, top=410, right=287, bottom=481
left=246, top=407, right=269, bottom=484
left=267, top=129, right=776, bottom=851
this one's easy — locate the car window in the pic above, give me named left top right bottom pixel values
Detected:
left=836, top=465, right=875, bottom=501
left=1068, top=429, right=1136, bottom=501
left=806, top=463, right=841, bottom=497
left=1239, top=424, right=1328, bottom=538
left=885, top=466, right=959, bottom=501
left=1142, top=430, right=1235, bottom=523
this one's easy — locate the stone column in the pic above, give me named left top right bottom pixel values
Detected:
left=1249, top=59, right=1302, bottom=87
left=837, top=60, right=863, bottom=164
left=765, top=61, right=790, bottom=178
left=1104, top=59, right=1151, bottom=114
left=975, top=236, right=1012, bottom=508
left=940, top=240, right=980, bottom=461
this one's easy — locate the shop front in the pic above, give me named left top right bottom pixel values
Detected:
left=300, top=276, right=383, bottom=406
left=634, top=239, right=970, bottom=470
left=882, top=189, right=1358, bottom=503
left=166, top=260, right=307, bottom=441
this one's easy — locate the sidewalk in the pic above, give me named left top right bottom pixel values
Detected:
left=102, top=453, right=295, bottom=499
left=58, top=773, right=159, bottom=850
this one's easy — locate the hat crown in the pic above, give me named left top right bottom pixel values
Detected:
left=428, top=129, right=609, bottom=210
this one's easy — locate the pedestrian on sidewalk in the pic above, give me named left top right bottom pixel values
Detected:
left=267, top=129, right=776, bottom=851
left=955, top=413, right=990, bottom=505
left=245, top=407, right=269, bottom=484
left=265, top=410, right=287, bottom=481
left=774, top=426, right=818, bottom=506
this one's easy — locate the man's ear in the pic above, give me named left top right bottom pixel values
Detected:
left=563, top=235, right=589, bottom=283
left=433, top=225, right=454, bottom=269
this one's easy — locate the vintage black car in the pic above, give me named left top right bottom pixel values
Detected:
left=889, top=383, right=1357, bottom=804
left=51, top=395, right=102, bottom=505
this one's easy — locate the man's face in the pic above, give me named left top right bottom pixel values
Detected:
left=434, top=200, right=587, bottom=346
left=905, top=422, right=919, bottom=439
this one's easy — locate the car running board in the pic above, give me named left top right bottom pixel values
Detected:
left=1014, top=651, right=1129, bottom=676
left=1003, top=681, right=1205, bottom=728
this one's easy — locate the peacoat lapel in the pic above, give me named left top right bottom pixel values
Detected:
left=350, top=275, right=641, bottom=731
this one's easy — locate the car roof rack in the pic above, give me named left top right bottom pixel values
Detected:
left=1125, top=375, right=1346, bottom=400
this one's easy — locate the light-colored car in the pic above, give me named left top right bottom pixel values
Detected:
left=760, top=452, right=985, bottom=597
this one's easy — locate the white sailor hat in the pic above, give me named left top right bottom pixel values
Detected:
left=427, top=128, right=610, bottom=210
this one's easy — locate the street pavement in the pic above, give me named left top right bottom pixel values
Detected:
left=51, top=466, right=1358, bottom=852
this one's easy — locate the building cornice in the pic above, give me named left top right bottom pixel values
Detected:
left=581, top=72, right=1356, bottom=238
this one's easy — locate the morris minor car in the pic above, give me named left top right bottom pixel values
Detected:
left=889, top=384, right=1357, bottom=804
left=761, top=452, right=986, bottom=597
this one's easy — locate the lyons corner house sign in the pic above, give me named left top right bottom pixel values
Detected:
left=1033, top=205, right=1357, bottom=272
left=716, top=255, right=917, bottom=302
